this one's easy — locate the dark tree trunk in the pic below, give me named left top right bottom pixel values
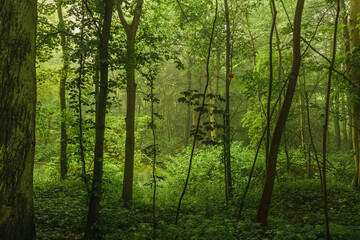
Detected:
left=224, top=0, right=233, bottom=201
left=57, top=1, right=69, bottom=180
left=256, top=0, right=305, bottom=225
left=333, top=97, right=341, bottom=149
left=84, top=0, right=113, bottom=239
left=322, top=2, right=340, bottom=238
left=116, top=0, right=143, bottom=205
left=341, top=97, right=348, bottom=146
left=184, top=54, right=192, bottom=147
left=0, top=0, right=37, bottom=239
left=123, top=40, right=137, bottom=204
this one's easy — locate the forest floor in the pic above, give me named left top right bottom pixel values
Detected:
left=34, top=162, right=360, bottom=240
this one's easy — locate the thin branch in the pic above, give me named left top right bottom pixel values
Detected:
left=301, top=36, right=354, bottom=87
left=84, top=0, right=102, bottom=37
left=175, top=0, right=218, bottom=225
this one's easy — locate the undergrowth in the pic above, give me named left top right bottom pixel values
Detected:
left=34, top=143, right=360, bottom=239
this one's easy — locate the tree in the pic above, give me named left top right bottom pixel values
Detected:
left=57, top=0, right=69, bottom=180
left=184, top=54, right=193, bottom=147
left=340, top=0, right=352, bottom=149
left=0, top=0, right=37, bottom=239
left=349, top=0, right=360, bottom=189
left=256, top=0, right=305, bottom=225
left=84, top=0, right=114, bottom=238
left=223, top=0, right=233, bottom=201
left=116, top=0, right=144, bottom=204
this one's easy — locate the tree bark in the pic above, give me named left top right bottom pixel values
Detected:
left=116, top=0, right=143, bottom=204
left=0, top=0, right=37, bottom=239
left=84, top=0, right=113, bottom=238
left=224, top=0, right=233, bottom=201
left=256, top=0, right=305, bottom=225
left=349, top=0, right=360, bottom=189
left=57, top=1, right=69, bottom=180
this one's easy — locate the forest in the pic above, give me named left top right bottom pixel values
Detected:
left=1, top=0, right=360, bottom=239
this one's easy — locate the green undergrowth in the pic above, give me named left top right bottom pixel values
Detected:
left=34, top=144, right=360, bottom=239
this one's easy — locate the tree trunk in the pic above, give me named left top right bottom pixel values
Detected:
left=333, top=96, right=341, bottom=149
left=210, top=50, right=221, bottom=141
left=340, top=0, right=352, bottom=149
left=184, top=54, right=192, bottom=147
left=84, top=0, right=113, bottom=239
left=322, top=2, right=340, bottom=238
left=224, top=0, right=233, bottom=201
left=57, top=1, right=69, bottom=180
left=341, top=97, right=348, bottom=146
left=256, top=0, right=305, bottom=225
left=116, top=0, right=143, bottom=204
left=0, top=0, right=37, bottom=239
left=349, top=0, right=360, bottom=188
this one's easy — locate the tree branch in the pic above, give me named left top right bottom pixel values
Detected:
left=115, top=0, right=130, bottom=33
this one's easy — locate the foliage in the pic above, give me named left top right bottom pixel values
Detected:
left=30, top=0, right=360, bottom=239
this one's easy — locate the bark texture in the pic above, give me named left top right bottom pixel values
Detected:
left=0, top=0, right=37, bottom=239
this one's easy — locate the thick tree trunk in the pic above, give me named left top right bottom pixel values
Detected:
left=116, top=0, right=143, bottom=204
left=84, top=0, right=113, bottom=239
left=57, top=2, right=69, bottom=180
left=340, top=0, right=352, bottom=149
left=122, top=40, right=137, bottom=203
left=0, top=0, right=37, bottom=239
left=256, top=0, right=304, bottom=225
left=349, top=0, right=360, bottom=188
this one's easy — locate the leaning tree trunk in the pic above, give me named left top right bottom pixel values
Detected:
left=256, top=0, right=305, bottom=225
left=0, top=0, right=37, bottom=239
left=84, top=0, right=113, bottom=239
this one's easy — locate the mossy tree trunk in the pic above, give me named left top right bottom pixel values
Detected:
left=349, top=0, right=360, bottom=189
left=0, top=0, right=37, bottom=239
